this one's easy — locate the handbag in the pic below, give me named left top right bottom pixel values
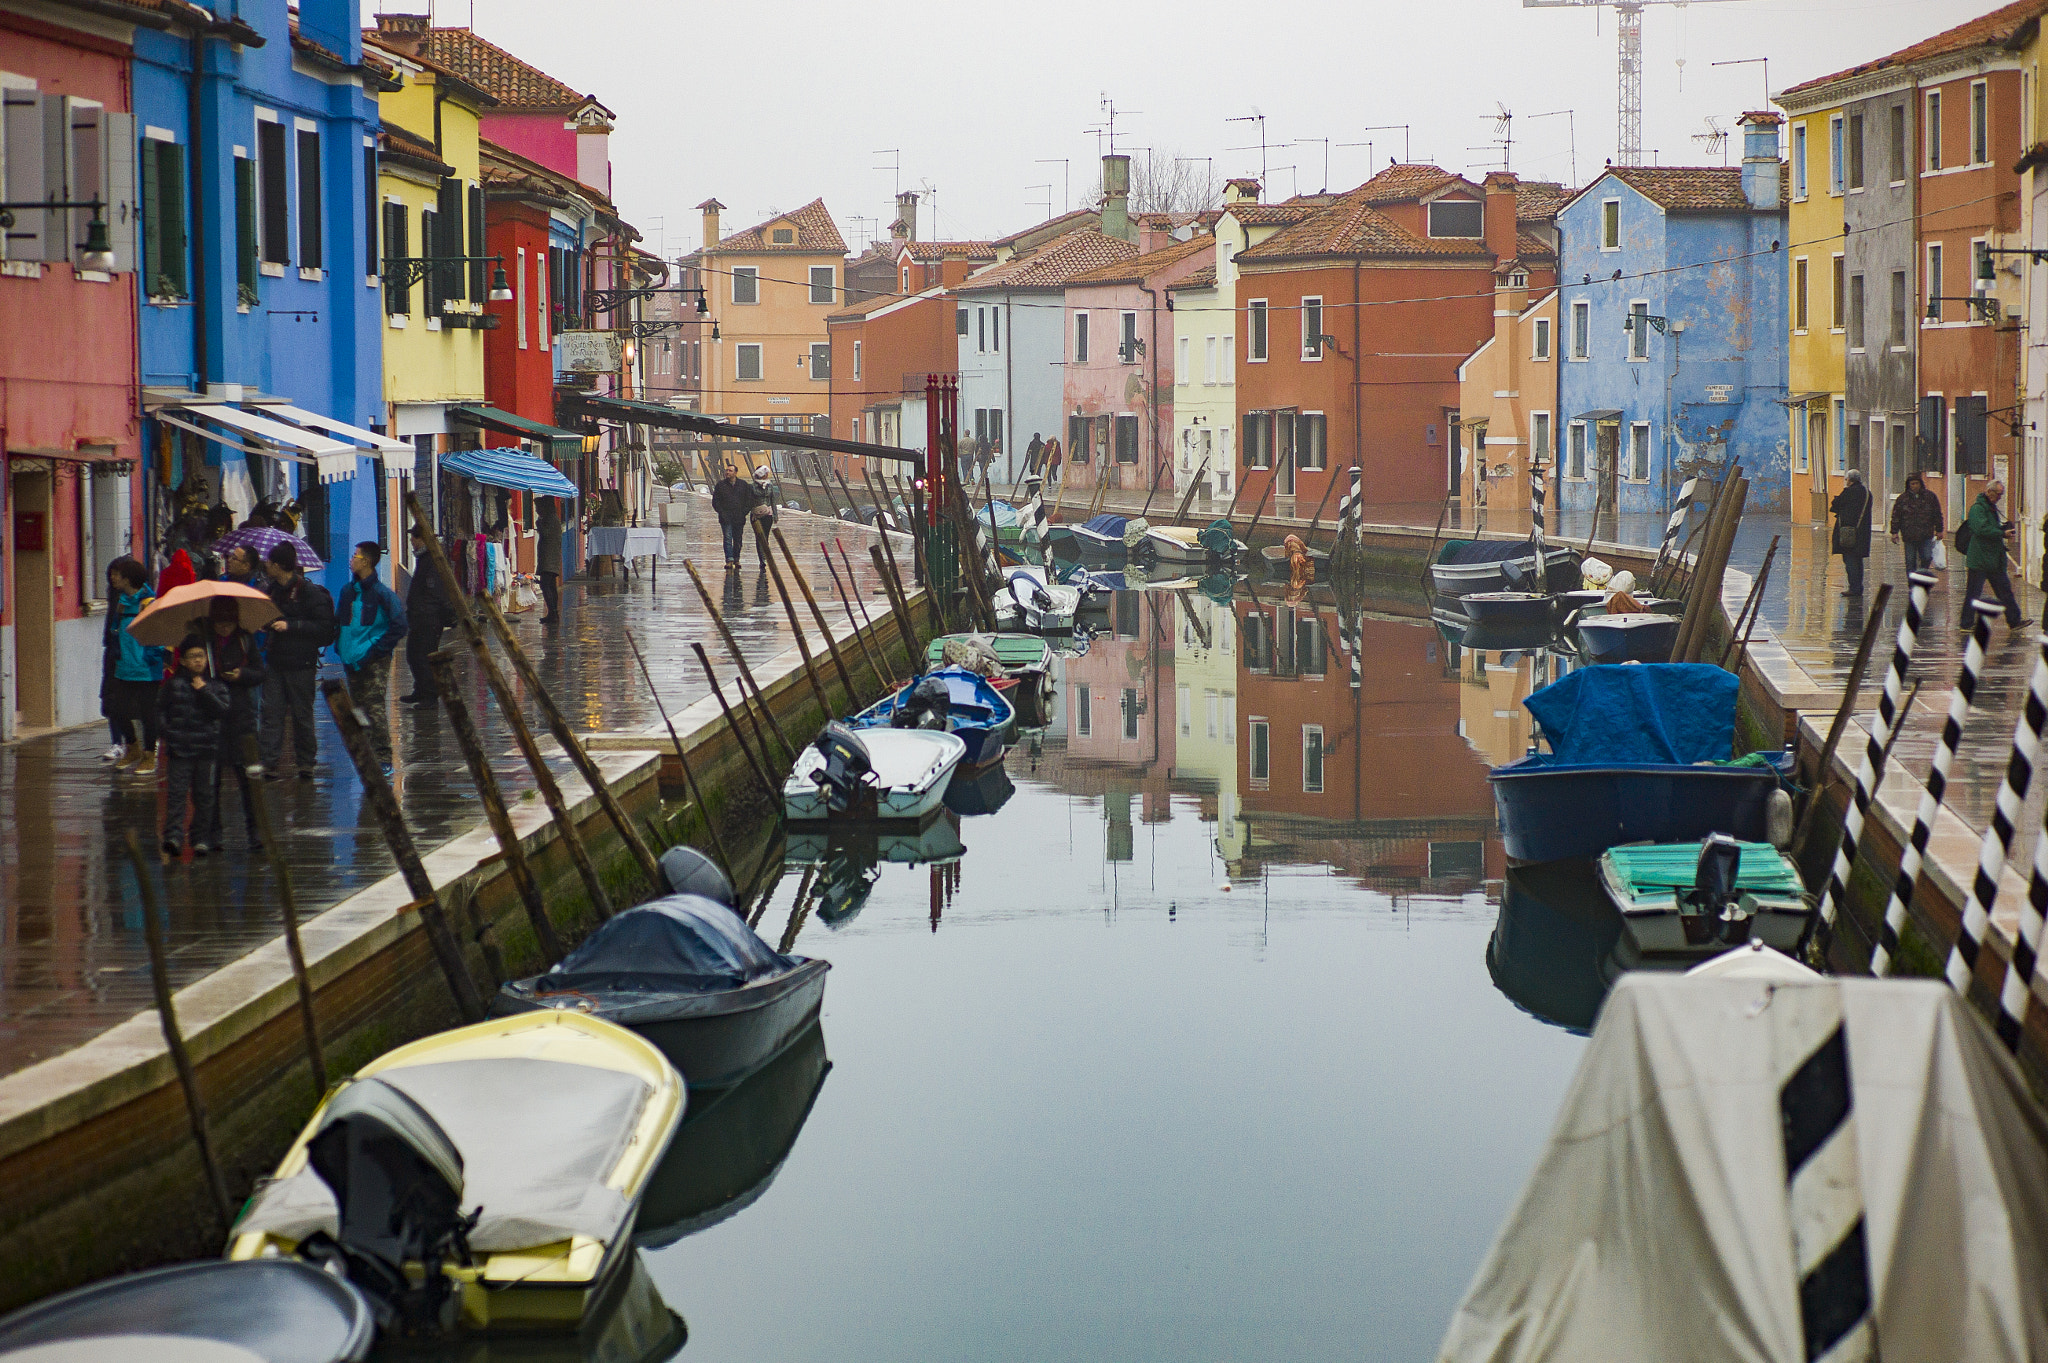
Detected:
left=1833, top=521, right=1858, bottom=554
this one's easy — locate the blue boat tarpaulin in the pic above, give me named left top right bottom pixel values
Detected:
left=441, top=447, right=578, bottom=497
left=1523, top=663, right=1738, bottom=765
left=1439, top=538, right=1539, bottom=566
left=1081, top=514, right=1129, bottom=536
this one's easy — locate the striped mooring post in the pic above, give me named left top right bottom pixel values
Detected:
left=1997, top=646, right=2048, bottom=1050
left=1338, top=465, right=1362, bottom=553
left=1777, top=988, right=1876, bottom=1361
left=1944, top=609, right=2048, bottom=1001
left=1815, top=572, right=1936, bottom=951
left=1871, top=606, right=1997, bottom=975
left=1647, top=476, right=1700, bottom=586
left=1530, top=465, right=1548, bottom=594
left=1343, top=603, right=1362, bottom=691
left=1022, top=475, right=1048, bottom=564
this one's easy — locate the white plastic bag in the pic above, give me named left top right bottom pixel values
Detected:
left=1933, top=540, right=1948, bottom=570
left=1580, top=556, right=1613, bottom=588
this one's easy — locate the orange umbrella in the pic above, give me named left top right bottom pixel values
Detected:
left=127, top=581, right=280, bottom=647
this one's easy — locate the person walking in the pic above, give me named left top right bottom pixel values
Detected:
left=1960, top=479, right=2034, bottom=631
left=1830, top=468, right=1874, bottom=596
left=260, top=542, right=335, bottom=780
left=749, top=465, right=778, bottom=564
left=1046, top=437, right=1063, bottom=487
left=335, top=542, right=409, bottom=773
left=401, top=529, right=456, bottom=704
left=199, top=599, right=268, bottom=852
left=159, top=636, right=230, bottom=858
left=712, top=463, right=752, bottom=569
left=1888, top=472, right=1943, bottom=574
left=103, top=557, right=167, bottom=773
left=535, top=500, right=563, bottom=625
left=1025, top=432, right=1044, bottom=476
left=220, top=544, right=267, bottom=590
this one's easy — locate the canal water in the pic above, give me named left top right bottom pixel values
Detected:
left=600, top=585, right=1595, bottom=1362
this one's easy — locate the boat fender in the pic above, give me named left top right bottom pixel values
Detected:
left=1580, top=556, right=1613, bottom=587
left=1766, top=789, right=1794, bottom=849
left=891, top=677, right=953, bottom=731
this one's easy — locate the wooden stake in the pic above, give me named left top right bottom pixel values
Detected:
left=404, top=496, right=617, bottom=921
left=778, top=868, right=820, bottom=952
left=825, top=538, right=890, bottom=692
left=124, top=829, right=234, bottom=1232
left=787, top=451, right=824, bottom=518
left=1301, top=470, right=1340, bottom=548
left=1138, top=455, right=1171, bottom=520
left=1170, top=457, right=1211, bottom=526
left=426, top=650, right=565, bottom=965
left=1240, top=471, right=1277, bottom=557
left=1719, top=535, right=1780, bottom=667
left=764, top=864, right=816, bottom=932
left=683, top=557, right=798, bottom=763
left=319, top=681, right=486, bottom=1021
left=626, top=629, right=738, bottom=887
left=693, top=640, right=775, bottom=792
left=1789, top=583, right=1893, bottom=859
left=774, top=527, right=859, bottom=705
left=240, top=734, right=326, bottom=1093
left=870, top=542, right=923, bottom=667
left=752, top=519, right=834, bottom=719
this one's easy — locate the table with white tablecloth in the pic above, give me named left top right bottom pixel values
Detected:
left=583, top=526, right=668, bottom=580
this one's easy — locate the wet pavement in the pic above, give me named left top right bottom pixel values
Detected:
left=0, top=504, right=901, bottom=1077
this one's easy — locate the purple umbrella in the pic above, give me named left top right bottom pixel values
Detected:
left=210, top=525, right=324, bottom=572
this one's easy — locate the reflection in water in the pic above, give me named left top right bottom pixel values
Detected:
left=374, top=1253, right=684, bottom=1363
left=1489, top=862, right=1626, bottom=1034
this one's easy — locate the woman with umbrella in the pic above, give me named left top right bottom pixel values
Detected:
left=124, top=581, right=280, bottom=810
left=102, top=557, right=167, bottom=774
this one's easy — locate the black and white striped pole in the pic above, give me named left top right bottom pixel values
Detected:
left=1647, top=476, right=1699, bottom=587
left=1944, top=607, right=2045, bottom=999
left=1815, top=571, right=1936, bottom=952
left=1344, top=603, right=1362, bottom=691
left=1022, top=474, right=1048, bottom=565
left=1339, top=465, right=1362, bottom=554
left=1530, top=465, right=1548, bottom=595
left=1872, top=606, right=1995, bottom=975
left=1991, top=639, right=2048, bottom=1050
left=1778, top=991, right=1875, bottom=1362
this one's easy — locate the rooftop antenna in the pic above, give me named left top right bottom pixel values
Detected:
left=872, top=148, right=901, bottom=198
left=1356, top=124, right=1413, bottom=164
left=1711, top=56, right=1771, bottom=107
left=918, top=178, right=938, bottom=240
left=1529, top=109, right=1578, bottom=185
left=1226, top=109, right=1268, bottom=188
left=1493, top=104, right=1513, bottom=172
left=1096, top=94, right=1140, bottom=157
left=1293, top=139, right=1330, bottom=192
left=1027, top=183, right=1054, bottom=221
left=1692, top=114, right=1728, bottom=165
left=1035, top=158, right=1071, bottom=213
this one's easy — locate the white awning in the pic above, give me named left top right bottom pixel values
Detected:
left=182, top=404, right=359, bottom=483
left=263, top=404, right=414, bottom=475
left=155, top=410, right=313, bottom=466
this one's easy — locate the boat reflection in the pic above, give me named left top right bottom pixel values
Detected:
left=372, top=1253, right=685, bottom=1363
left=942, top=761, right=1016, bottom=817
left=789, top=817, right=966, bottom=929
left=634, top=1020, right=831, bottom=1249
left=1487, top=861, right=1624, bottom=1034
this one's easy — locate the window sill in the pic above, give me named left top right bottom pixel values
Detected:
left=260, top=262, right=285, bottom=278
left=388, top=314, right=407, bottom=329
left=238, top=304, right=252, bottom=314
left=426, top=318, right=442, bottom=331
left=1532, top=355, right=1552, bottom=363
left=75, top=269, right=112, bottom=284
left=148, top=294, right=189, bottom=307
left=2, top=261, right=44, bottom=280
left=366, top=275, right=380, bottom=288
left=299, top=267, right=324, bottom=282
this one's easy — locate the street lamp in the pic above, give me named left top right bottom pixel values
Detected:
left=0, top=197, right=116, bottom=271
left=489, top=261, right=513, bottom=301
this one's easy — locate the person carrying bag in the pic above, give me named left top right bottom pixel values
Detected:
left=1830, top=469, right=1873, bottom=597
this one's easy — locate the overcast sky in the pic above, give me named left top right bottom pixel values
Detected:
left=372, top=0, right=1990, bottom=259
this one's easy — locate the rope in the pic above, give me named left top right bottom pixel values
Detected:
left=1872, top=608, right=1992, bottom=975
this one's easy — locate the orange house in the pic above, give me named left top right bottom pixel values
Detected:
left=691, top=198, right=847, bottom=442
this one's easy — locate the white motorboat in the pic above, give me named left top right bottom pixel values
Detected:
left=994, top=566, right=1079, bottom=632
left=783, top=722, right=965, bottom=824
left=1140, top=521, right=1243, bottom=568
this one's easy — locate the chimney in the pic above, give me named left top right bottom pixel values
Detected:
left=1138, top=214, right=1173, bottom=254
left=697, top=198, right=724, bottom=248
left=896, top=190, right=920, bottom=243
left=1224, top=177, right=1262, bottom=206
left=1100, top=154, right=1133, bottom=243
left=373, top=12, right=428, bottom=54
left=1482, top=172, right=1519, bottom=263
left=1739, top=111, right=1784, bottom=210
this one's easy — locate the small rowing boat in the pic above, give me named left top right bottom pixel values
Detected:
left=1598, top=834, right=1812, bottom=957
left=1577, top=611, right=1681, bottom=664
left=1139, top=519, right=1242, bottom=568
left=1430, top=539, right=1579, bottom=599
left=849, top=665, right=1014, bottom=769
left=0, top=1260, right=376, bottom=1362
left=783, top=722, right=965, bottom=825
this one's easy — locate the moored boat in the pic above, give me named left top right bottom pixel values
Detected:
left=1049, top=514, right=1131, bottom=561
left=1457, top=591, right=1556, bottom=627
left=1429, top=539, right=1579, bottom=599
left=783, top=723, right=965, bottom=825
left=994, top=566, right=1079, bottom=632
left=1597, top=834, right=1812, bottom=957
left=848, top=665, right=1014, bottom=768
left=1577, top=611, right=1681, bottom=664
left=1257, top=541, right=1330, bottom=578
left=228, top=1009, right=686, bottom=1336
left=1139, top=520, right=1242, bottom=568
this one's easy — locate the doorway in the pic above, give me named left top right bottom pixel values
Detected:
left=1809, top=408, right=1829, bottom=523
left=9, top=467, right=54, bottom=732
left=1595, top=422, right=1620, bottom=523
left=1277, top=409, right=1297, bottom=500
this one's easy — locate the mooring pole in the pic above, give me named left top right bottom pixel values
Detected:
left=683, top=557, right=798, bottom=762
left=241, top=734, right=326, bottom=1091
left=692, top=640, right=776, bottom=792
left=626, top=629, right=738, bottom=887
left=774, top=527, right=859, bottom=705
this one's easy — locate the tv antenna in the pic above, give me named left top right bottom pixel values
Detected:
left=1692, top=115, right=1728, bottom=164
left=872, top=149, right=901, bottom=197
left=1529, top=109, right=1578, bottom=186
left=1226, top=109, right=1268, bottom=187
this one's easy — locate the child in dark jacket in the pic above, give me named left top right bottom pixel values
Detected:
left=160, top=637, right=231, bottom=857
left=199, top=601, right=269, bottom=851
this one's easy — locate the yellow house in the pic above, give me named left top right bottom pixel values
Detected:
left=1455, top=274, right=1558, bottom=520
left=692, top=198, right=848, bottom=441
left=367, top=38, right=495, bottom=537
left=1776, top=96, right=1851, bottom=528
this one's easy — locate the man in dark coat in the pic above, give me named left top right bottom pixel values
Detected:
left=1961, top=479, right=2033, bottom=632
left=260, top=542, right=336, bottom=780
left=536, top=499, right=563, bottom=624
left=159, top=637, right=231, bottom=857
left=199, top=599, right=268, bottom=851
left=1888, top=473, right=1943, bottom=574
left=711, top=463, right=752, bottom=569
left=1830, top=468, right=1874, bottom=596
left=401, top=528, right=456, bottom=704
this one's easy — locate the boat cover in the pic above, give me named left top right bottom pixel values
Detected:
left=544, top=894, right=792, bottom=993
left=235, top=1059, right=653, bottom=1252
left=1080, top=514, right=1128, bottom=537
left=0, top=1260, right=375, bottom=1363
left=1438, top=538, right=1541, bottom=566
left=1439, top=976, right=2048, bottom=1362
left=1522, top=663, right=1737, bottom=765
left=978, top=501, right=1021, bottom=528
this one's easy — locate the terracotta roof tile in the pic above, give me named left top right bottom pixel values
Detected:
left=1514, top=230, right=1558, bottom=260
left=412, top=27, right=595, bottom=111
left=1238, top=190, right=1494, bottom=262
left=1065, top=234, right=1214, bottom=286
left=993, top=208, right=1098, bottom=249
left=1357, top=163, right=1467, bottom=205
left=902, top=240, right=996, bottom=262
left=1227, top=202, right=1325, bottom=227
left=1594, top=164, right=1788, bottom=213
left=708, top=199, right=847, bottom=255
left=1779, top=0, right=2048, bottom=98
left=1515, top=181, right=1573, bottom=221
left=956, top=229, right=1139, bottom=292
left=1172, top=264, right=1218, bottom=289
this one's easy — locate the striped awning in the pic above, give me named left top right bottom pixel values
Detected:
left=441, top=446, right=578, bottom=496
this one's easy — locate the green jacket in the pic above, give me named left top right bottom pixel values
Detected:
left=1966, top=494, right=2008, bottom=572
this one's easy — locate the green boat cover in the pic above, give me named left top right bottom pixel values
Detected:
left=924, top=634, right=1052, bottom=670
left=1601, top=841, right=1803, bottom=901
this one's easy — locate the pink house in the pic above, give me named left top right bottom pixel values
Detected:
left=1060, top=223, right=1215, bottom=498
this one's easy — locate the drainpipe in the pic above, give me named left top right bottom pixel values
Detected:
left=1140, top=281, right=1159, bottom=495
left=1004, top=296, right=1014, bottom=482
left=1351, top=259, right=1363, bottom=487
left=1664, top=325, right=1680, bottom=513
left=187, top=29, right=208, bottom=391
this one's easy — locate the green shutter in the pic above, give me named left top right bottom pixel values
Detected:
left=159, top=143, right=187, bottom=297
left=235, top=157, right=258, bottom=299
left=467, top=183, right=485, bottom=299
left=139, top=136, right=160, bottom=292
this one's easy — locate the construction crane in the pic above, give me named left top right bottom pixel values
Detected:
left=1522, top=0, right=1744, bottom=167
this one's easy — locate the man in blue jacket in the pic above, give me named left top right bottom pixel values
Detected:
left=335, top=542, right=409, bottom=772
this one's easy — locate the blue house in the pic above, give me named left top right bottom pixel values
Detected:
left=131, top=0, right=405, bottom=593
left=1554, top=113, right=1789, bottom=518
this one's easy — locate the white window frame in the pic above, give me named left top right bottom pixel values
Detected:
left=1925, top=91, right=1943, bottom=172
left=1971, top=79, right=1989, bottom=165
left=1177, top=334, right=1189, bottom=384
left=1888, top=103, right=1908, bottom=185
left=516, top=246, right=527, bottom=348
left=253, top=107, right=287, bottom=277
left=1301, top=724, right=1326, bottom=793
left=1222, top=333, right=1235, bottom=382
left=1076, top=683, right=1091, bottom=737
left=1925, top=241, right=1943, bottom=324
left=1626, top=421, right=1653, bottom=483
left=1301, top=294, right=1324, bottom=360
left=1830, top=253, right=1846, bottom=332
left=809, top=341, right=830, bottom=380
left=808, top=264, right=834, bottom=304
left=1247, top=298, right=1268, bottom=361
left=1969, top=235, right=1988, bottom=318
left=1249, top=717, right=1270, bottom=790
left=291, top=115, right=320, bottom=282
left=731, top=265, right=758, bottom=305
left=1569, top=299, right=1590, bottom=360
left=1830, top=113, right=1846, bottom=194
left=1204, top=334, right=1217, bottom=384
left=735, top=342, right=763, bottom=381
left=1889, top=268, right=1909, bottom=349
left=1073, top=310, right=1089, bottom=362
left=1832, top=398, right=1848, bottom=472
left=1532, top=316, right=1551, bottom=361
left=1530, top=410, right=1553, bottom=466
left=1566, top=421, right=1588, bottom=480
left=1628, top=299, right=1651, bottom=360
left=1600, top=198, right=1621, bottom=251
left=1794, top=256, right=1809, bottom=333
left=1792, top=121, right=1809, bottom=200
left=1848, top=271, right=1866, bottom=352
left=852, top=339, right=861, bottom=380
left=1118, top=309, right=1138, bottom=362
left=1795, top=410, right=1810, bottom=474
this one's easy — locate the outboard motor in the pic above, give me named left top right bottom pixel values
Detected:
left=890, top=676, right=952, bottom=732
left=810, top=722, right=876, bottom=814
left=1679, top=832, right=1751, bottom=944
left=299, top=1078, right=475, bottom=1334
left=660, top=844, right=735, bottom=907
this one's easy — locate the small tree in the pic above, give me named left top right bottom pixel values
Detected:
left=1129, top=150, right=1221, bottom=216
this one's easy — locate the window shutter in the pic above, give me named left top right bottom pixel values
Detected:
left=384, top=201, right=408, bottom=314
left=467, top=183, right=485, bottom=298
left=102, top=112, right=136, bottom=275
left=295, top=127, right=320, bottom=268
left=138, top=136, right=159, bottom=283
left=1, top=89, right=48, bottom=260
left=421, top=208, right=440, bottom=315
left=363, top=144, right=377, bottom=277
left=157, top=141, right=187, bottom=296
left=437, top=176, right=462, bottom=302
left=1955, top=396, right=1988, bottom=476
left=1917, top=396, right=1946, bottom=473
left=41, top=93, right=66, bottom=261
left=257, top=119, right=288, bottom=264
left=236, top=157, right=258, bottom=295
